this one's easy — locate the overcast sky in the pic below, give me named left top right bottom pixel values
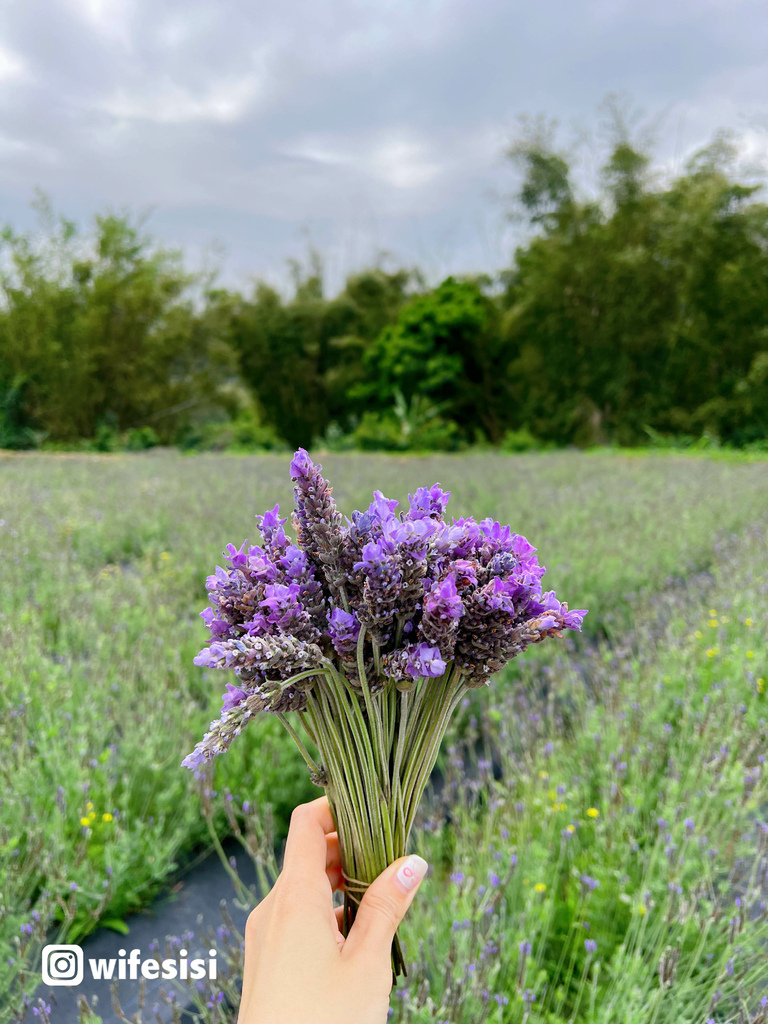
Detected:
left=1, top=0, right=767, bottom=292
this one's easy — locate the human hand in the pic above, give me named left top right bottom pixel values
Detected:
left=237, top=796, right=428, bottom=1024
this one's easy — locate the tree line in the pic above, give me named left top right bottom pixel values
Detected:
left=2, top=123, right=768, bottom=453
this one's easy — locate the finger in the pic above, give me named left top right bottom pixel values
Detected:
left=342, top=855, right=428, bottom=965
left=326, top=832, right=344, bottom=892
left=281, top=797, right=336, bottom=885
left=331, top=904, right=347, bottom=952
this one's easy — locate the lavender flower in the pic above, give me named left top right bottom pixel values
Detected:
left=383, top=643, right=447, bottom=688
left=290, top=448, right=345, bottom=600
left=420, top=573, right=464, bottom=658
left=183, top=448, right=587, bottom=978
left=328, top=607, right=361, bottom=658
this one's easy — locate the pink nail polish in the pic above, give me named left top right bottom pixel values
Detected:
left=395, top=855, right=428, bottom=893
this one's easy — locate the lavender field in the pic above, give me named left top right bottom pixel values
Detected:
left=2, top=450, right=768, bottom=1023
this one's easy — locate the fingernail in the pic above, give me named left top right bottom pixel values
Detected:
left=394, top=855, right=428, bottom=894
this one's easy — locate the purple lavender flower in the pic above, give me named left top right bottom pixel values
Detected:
left=221, top=683, right=247, bottom=713
left=255, top=504, right=288, bottom=553
left=406, top=484, right=450, bottom=520
left=260, top=582, right=319, bottom=642
left=383, top=643, right=447, bottom=688
left=420, top=573, right=464, bottom=658
left=328, top=608, right=361, bottom=658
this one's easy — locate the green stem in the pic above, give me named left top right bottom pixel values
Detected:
left=205, top=814, right=252, bottom=905
left=276, top=713, right=320, bottom=774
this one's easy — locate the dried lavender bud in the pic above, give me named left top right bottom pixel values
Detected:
left=182, top=692, right=268, bottom=770
left=658, top=945, right=680, bottom=987
left=290, top=448, right=347, bottom=600
left=193, top=633, right=323, bottom=685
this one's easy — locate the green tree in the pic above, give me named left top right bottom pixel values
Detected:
left=500, top=121, right=768, bottom=446
left=355, top=276, right=508, bottom=443
left=227, top=260, right=414, bottom=448
left=0, top=198, right=233, bottom=443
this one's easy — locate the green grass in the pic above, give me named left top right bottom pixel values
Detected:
left=2, top=449, right=767, bottom=1017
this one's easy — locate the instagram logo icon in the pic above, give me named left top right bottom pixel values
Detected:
left=42, top=944, right=84, bottom=986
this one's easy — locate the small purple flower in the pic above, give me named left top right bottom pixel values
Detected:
left=406, top=484, right=450, bottom=520
left=255, top=504, right=288, bottom=551
left=327, top=607, right=361, bottom=658
left=221, top=683, right=247, bottom=713
left=585, top=939, right=597, bottom=954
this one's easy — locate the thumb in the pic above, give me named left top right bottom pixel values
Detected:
left=342, top=855, right=428, bottom=965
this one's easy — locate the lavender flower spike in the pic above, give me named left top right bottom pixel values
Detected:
left=182, top=693, right=268, bottom=772
left=290, top=448, right=346, bottom=600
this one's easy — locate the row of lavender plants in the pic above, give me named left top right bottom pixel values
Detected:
left=71, top=518, right=768, bottom=1024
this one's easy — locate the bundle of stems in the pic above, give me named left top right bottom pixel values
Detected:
left=289, top=634, right=467, bottom=975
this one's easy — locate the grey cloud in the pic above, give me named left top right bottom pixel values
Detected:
left=0, top=0, right=766, bottom=292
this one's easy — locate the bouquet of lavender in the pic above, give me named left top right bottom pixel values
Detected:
left=183, top=450, right=586, bottom=975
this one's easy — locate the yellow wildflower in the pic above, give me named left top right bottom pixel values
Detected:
left=706, top=648, right=718, bottom=658
left=757, top=679, right=765, bottom=694
left=566, top=824, right=576, bottom=834
left=552, top=802, right=567, bottom=812
left=88, top=811, right=96, bottom=821
left=539, top=771, right=549, bottom=780
left=709, top=609, right=717, bottom=617
left=745, top=617, right=753, bottom=627
left=87, top=802, right=93, bottom=811
left=79, top=817, right=90, bottom=827
left=694, top=631, right=703, bottom=639
left=160, top=551, right=171, bottom=560
left=102, top=813, right=113, bottom=823
left=637, top=904, right=646, bottom=916
left=746, top=651, right=754, bottom=659
left=708, top=619, right=718, bottom=628
left=587, top=807, right=599, bottom=819
left=534, top=883, right=547, bottom=893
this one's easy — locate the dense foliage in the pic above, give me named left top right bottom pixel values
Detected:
left=501, top=129, right=768, bottom=447
left=2, top=125, right=768, bottom=451
left=0, top=197, right=235, bottom=448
